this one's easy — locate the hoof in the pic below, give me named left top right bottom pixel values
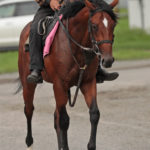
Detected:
left=26, top=136, right=33, bottom=147
left=27, top=145, right=33, bottom=150
left=60, top=146, right=69, bottom=150
left=88, top=143, right=96, bottom=150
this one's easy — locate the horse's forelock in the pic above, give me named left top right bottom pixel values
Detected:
left=91, top=0, right=118, bottom=22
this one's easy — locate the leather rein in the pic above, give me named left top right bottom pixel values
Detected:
left=55, top=8, right=113, bottom=107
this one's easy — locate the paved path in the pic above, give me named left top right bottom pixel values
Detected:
left=0, top=60, right=150, bottom=150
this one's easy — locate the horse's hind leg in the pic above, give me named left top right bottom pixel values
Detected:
left=53, top=81, right=70, bottom=150
left=23, top=84, right=36, bottom=149
left=81, top=80, right=100, bottom=150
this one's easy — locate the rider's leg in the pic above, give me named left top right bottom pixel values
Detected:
left=27, top=6, right=54, bottom=84
left=27, top=20, right=44, bottom=83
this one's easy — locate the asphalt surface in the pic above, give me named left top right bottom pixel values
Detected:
left=0, top=60, right=150, bottom=150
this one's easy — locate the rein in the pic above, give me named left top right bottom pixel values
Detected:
left=55, top=8, right=113, bottom=107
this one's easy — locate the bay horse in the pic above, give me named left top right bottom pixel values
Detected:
left=18, top=0, right=118, bottom=149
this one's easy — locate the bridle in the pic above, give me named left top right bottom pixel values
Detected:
left=88, top=8, right=113, bottom=55
left=56, top=8, right=113, bottom=58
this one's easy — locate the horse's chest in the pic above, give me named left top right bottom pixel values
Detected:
left=64, top=65, right=97, bottom=88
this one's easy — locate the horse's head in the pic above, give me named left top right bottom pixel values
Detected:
left=85, top=0, right=118, bottom=68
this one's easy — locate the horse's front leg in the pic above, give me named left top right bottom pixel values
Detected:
left=53, top=81, right=70, bottom=150
left=81, top=79, right=100, bottom=150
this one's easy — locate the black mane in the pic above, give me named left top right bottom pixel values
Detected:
left=60, top=1, right=85, bottom=19
left=60, top=0, right=117, bottom=22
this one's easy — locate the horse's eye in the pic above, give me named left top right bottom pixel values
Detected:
left=92, top=24, right=98, bottom=31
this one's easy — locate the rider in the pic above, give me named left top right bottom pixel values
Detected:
left=27, top=0, right=119, bottom=84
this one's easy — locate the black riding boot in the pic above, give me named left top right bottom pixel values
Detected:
left=96, top=64, right=119, bottom=83
left=27, top=70, right=43, bottom=84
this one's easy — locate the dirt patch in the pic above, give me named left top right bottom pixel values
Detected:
left=98, top=86, right=150, bottom=100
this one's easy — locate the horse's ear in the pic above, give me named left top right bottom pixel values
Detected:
left=110, top=0, right=119, bottom=8
left=85, top=0, right=96, bottom=10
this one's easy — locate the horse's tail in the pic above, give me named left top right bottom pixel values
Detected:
left=14, top=77, right=22, bottom=94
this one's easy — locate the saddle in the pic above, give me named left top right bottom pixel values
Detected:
left=38, top=14, right=63, bottom=57
left=38, top=16, right=56, bottom=42
left=25, top=14, right=63, bottom=55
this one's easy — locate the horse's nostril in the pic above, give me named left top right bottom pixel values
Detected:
left=112, top=57, right=115, bottom=63
left=102, top=57, right=114, bottom=68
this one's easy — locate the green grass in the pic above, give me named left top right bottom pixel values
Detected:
left=114, top=49, right=150, bottom=60
left=0, top=51, right=18, bottom=73
left=0, top=16, right=150, bottom=73
left=113, top=17, right=150, bottom=60
left=119, top=8, right=128, bottom=14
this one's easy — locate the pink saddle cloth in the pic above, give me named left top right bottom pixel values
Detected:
left=43, top=15, right=63, bottom=57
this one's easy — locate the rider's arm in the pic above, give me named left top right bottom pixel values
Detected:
left=35, top=0, right=50, bottom=6
left=35, top=0, right=60, bottom=10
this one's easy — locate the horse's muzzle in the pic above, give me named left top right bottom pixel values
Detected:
left=102, top=57, right=114, bottom=68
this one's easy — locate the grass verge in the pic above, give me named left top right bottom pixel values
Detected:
left=0, top=51, right=18, bottom=74
left=113, top=16, right=150, bottom=60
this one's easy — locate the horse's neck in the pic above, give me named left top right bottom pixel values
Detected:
left=69, top=8, right=90, bottom=47
left=67, top=8, right=91, bottom=65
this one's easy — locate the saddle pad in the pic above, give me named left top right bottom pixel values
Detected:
left=43, top=15, right=63, bottom=57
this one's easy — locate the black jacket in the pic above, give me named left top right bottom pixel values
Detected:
left=35, top=0, right=50, bottom=6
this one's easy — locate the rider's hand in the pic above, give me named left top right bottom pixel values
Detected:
left=50, top=0, right=61, bottom=10
left=35, top=0, right=45, bottom=6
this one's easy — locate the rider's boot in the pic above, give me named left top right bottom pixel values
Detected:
left=27, top=70, right=43, bottom=84
left=96, top=65, right=119, bottom=83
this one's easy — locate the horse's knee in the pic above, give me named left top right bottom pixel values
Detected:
left=54, top=108, right=70, bottom=131
left=90, top=109, right=100, bottom=124
left=59, top=107, right=70, bottom=130
left=24, top=106, right=34, bottom=117
left=89, top=100, right=100, bottom=124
